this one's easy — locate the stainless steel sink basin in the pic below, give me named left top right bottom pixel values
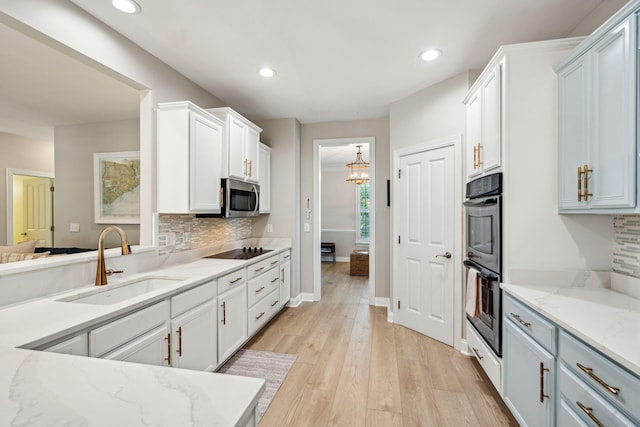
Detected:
left=58, top=276, right=186, bottom=305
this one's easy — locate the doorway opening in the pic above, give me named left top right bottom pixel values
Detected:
left=6, top=169, right=55, bottom=247
left=313, top=137, right=375, bottom=304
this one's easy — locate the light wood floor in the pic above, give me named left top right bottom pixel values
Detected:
left=245, top=262, right=518, bottom=426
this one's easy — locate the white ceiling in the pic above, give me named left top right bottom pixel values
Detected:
left=68, top=0, right=605, bottom=123
left=0, top=22, right=140, bottom=141
left=321, top=144, right=370, bottom=169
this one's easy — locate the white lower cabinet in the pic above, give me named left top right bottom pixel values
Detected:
left=503, top=319, right=555, bottom=427
left=102, top=325, right=170, bottom=366
left=41, top=334, right=88, bottom=357
left=280, top=260, right=291, bottom=308
left=218, top=282, right=248, bottom=364
left=466, top=321, right=501, bottom=393
left=171, top=299, right=217, bottom=371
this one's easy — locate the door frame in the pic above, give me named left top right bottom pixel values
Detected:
left=6, top=168, right=55, bottom=245
left=312, top=137, right=375, bottom=304
left=391, top=134, right=463, bottom=350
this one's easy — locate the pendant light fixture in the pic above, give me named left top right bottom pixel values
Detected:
left=346, top=145, right=369, bottom=184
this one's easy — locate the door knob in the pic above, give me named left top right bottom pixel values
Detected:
left=436, top=252, right=452, bottom=259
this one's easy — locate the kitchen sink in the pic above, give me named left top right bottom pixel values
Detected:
left=58, top=276, right=186, bottom=305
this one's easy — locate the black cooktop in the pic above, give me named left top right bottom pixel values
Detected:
left=204, top=247, right=273, bottom=260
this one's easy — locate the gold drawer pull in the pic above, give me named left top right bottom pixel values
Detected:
left=510, top=312, right=531, bottom=328
left=255, top=286, right=265, bottom=293
left=229, top=277, right=243, bottom=284
left=576, top=401, right=604, bottom=427
left=254, top=267, right=265, bottom=273
left=270, top=260, right=279, bottom=265
left=283, top=255, right=290, bottom=259
left=583, top=164, right=592, bottom=201
left=576, top=363, right=620, bottom=395
left=271, top=300, right=279, bottom=307
left=471, top=347, right=483, bottom=360
left=256, top=312, right=265, bottom=320
left=539, top=363, right=549, bottom=403
left=164, top=333, right=171, bottom=365
left=578, top=166, right=583, bottom=201
left=271, top=277, right=279, bottom=283
left=176, top=326, right=183, bottom=356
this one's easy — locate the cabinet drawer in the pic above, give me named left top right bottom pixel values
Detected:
left=560, top=331, right=640, bottom=420
left=217, top=268, right=247, bottom=294
left=248, top=289, right=280, bottom=336
left=89, top=301, right=169, bottom=357
left=558, top=398, right=589, bottom=427
left=559, top=363, right=637, bottom=427
left=279, top=250, right=291, bottom=263
left=171, top=280, right=216, bottom=318
left=247, top=255, right=279, bottom=279
left=504, top=294, right=556, bottom=354
left=247, top=267, right=280, bottom=307
left=466, top=321, right=501, bottom=393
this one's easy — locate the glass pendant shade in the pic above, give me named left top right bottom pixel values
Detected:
left=346, top=145, right=369, bottom=184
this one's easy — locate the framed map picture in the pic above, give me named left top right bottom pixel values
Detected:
left=93, top=151, right=141, bottom=224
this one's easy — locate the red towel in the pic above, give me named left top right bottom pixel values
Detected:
left=465, top=268, right=481, bottom=317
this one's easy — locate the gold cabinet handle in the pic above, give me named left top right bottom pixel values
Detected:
left=254, top=267, right=265, bottom=273
left=220, top=187, right=224, bottom=207
left=271, top=277, right=279, bottom=283
left=270, top=260, right=279, bottom=266
left=583, top=164, right=592, bottom=201
left=271, top=299, right=279, bottom=307
left=249, top=160, right=252, bottom=177
left=539, top=363, right=549, bottom=403
left=229, top=277, right=243, bottom=284
left=255, top=286, right=265, bottom=294
left=471, top=347, right=483, bottom=360
left=576, top=401, right=604, bottom=427
left=473, top=144, right=478, bottom=169
left=164, top=333, right=171, bottom=365
left=476, top=143, right=482, bottom=167
left=244, top=159, right=248, bottom=176
left=176, top=327, right=183, bottom=356
left=256, top=312, right=265, bottom=320
left=510, top=312, right=531, bottom=328
left=576, top=362, right=620, bottom=395
left=220, top=301, right=227, bottom=325
left=578, top=166, right=583, bottom=201
left=281, top=267, right=285, bottom=282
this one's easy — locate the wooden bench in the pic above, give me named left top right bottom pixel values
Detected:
left=321, top=242, right=336, bottom=262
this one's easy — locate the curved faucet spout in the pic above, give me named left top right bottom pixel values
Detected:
left=95, top=225, right=131, bottom=286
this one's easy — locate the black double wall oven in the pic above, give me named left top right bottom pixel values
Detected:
left=464, top=172, right=503, bottom=357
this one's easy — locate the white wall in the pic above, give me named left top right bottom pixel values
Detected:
left=567, top=0, right=629, bottom=37
left=320, top=169, right=357, bottom=259
left=54, top=119, right=140, bottom=249
left=300, top=118, right=390, bottom=298
left=0, top=132, right=54, bottom=245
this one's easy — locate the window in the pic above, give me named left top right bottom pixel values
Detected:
left=356, top=182, right=370, bottom=243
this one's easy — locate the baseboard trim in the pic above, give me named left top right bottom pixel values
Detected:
left=286, top=294, right=303, bottom=308
left=321, top=257, right=350, bottom=263
left=387, top=309, right=394, bottom=323
left=459, top=338, right=472, bottom=356
left=374, top=297, right=389, bottom=308
left=300, top=292, right=315, bottom=302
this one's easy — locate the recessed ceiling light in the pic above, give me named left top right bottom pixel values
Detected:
left=112, top=0, right=141, bottom=14
left=420, top=49, right=441, bottom=61
left=258, top=67, right=276, bottom=78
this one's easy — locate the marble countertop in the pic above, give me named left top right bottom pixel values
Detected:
left=501, top=283, right=640, bottom=377
left=1, top=346, right=264, bottom=427
left=0, top=243, right=290, bottom=427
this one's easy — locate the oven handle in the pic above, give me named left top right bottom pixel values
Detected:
left=463, top=260, right=499, bottom=281
left=463, top=198, right=499, bottom=207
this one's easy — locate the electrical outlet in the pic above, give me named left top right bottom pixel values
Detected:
left=304, top=223, right=310, bottom=232
left=267, top=223, right=273, bottom=233
left=166, top=232, right=176, bottom=245
left=69, top=223, right=80, bottom=233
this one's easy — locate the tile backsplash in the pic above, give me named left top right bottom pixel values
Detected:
left=613, top=215, right=640, bottom=278
left=158, top=214, right=253, bottom=253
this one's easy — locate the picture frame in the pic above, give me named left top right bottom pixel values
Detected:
left=93, top=151, right=141, bottom=224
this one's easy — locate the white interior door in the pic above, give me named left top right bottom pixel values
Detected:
left=397, top=145, right=455, bottom=346
left=22, top=177, right=53, bottom=246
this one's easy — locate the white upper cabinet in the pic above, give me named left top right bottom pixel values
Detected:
left=464, top=63, right=502, bottom=181
left=259, top=143, right=272, bottom=214
left=556, top=12, right=637, bottom=213
left=208, top=107, right=262, bottom=184
left=157, top=101, right=224, bottom=214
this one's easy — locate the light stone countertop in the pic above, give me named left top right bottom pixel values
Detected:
left=501, top=283, right=640, bottom=377
left=0, top=244, right=291, bottom=427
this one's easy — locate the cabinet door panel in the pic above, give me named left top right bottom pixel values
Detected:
left=245, top=127, right=260, bottom=183
left=172, top=300, right=217, bottom=371
left=481, top=65, right=501, bottom=172
left=42, top=334, right=88, bottom=357
left=102, top=324, right=169, bottom=367
left=218, top=284, right=248, bottom=364
left=228, top=116, right=246, bottom=179
left=589, top=17, right=635, bottom=208
left=466, top=90, right=482, bottom=180
left=557, top=56, right=589, bottom=210
left=190, top=113, right=222, bottom=212
left=280, top=261, right=291, bottom=308
left=503, top=320, right=554, bottom=427
left=259, top=143, right=271, bottom=213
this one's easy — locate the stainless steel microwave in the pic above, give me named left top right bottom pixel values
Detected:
left=221, top=178, right=260, bottom=217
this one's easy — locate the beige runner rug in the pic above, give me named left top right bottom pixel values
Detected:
left=217, top=349, right=297, bottom=421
